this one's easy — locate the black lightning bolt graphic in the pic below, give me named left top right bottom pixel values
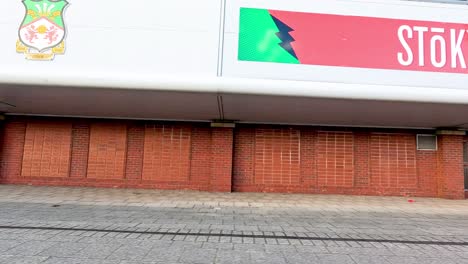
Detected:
left=271, top=15, right=298, bottom=59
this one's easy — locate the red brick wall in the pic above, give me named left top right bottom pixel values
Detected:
left=232, top=127, right=254, bottom=186
left=125, top=122, right=144, bottom=180
left=142, top=124, right=191, bottom=182
left=300, top=129, right=315, bottom=188
left=316, top=131, right=354, bottom=188
left=69, top=122, right=90, bottom=178
left=0, top=117, right=232, bottom=191
left=87, top=123, right=127, bottom=180
left=233, top=125, right=464, bottom=199
left=189, top=127, right=212, bottom=186
left=254, top=128, right=301, bottom=186
left=369, top=133, right=417, bottom=188
left=0, top=117, right=465, bottom=199
left=0, top=120, right=26, bottom=180
left=210, top=128, right=234, bottom=192
left=233, top=127, right=314, bottom=193
left=416, top=148, right=438, bottom=196
left=21, top=122, right=72, bottom=178
left=437, top=135, right=465, bottom=199
left=354, top=132, right=370, bottom=187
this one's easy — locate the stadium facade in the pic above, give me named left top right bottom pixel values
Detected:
left=1, top=0, right=468, bottom=199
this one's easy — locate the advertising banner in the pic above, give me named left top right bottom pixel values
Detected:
left=222, top=0, right=468, bottom=90
left=239, top=8, right=468, bottom=74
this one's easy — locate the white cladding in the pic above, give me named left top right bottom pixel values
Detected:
left=1, top=0, right=468, bottom=103
left=0, top=0, right=221, bottom=77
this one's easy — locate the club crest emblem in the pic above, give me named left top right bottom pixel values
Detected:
left=16, top=0, right=69, bottom=61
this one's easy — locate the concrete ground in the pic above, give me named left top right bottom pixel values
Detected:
left=0, top=186, right=467, bottom=263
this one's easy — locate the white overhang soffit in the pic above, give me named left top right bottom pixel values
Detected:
left=1, top=72, right=468, bottom=105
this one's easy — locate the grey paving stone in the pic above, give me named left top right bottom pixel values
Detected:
left=42, top=258, right=119, bottom=264
left=454, top=251, right=468, bottom=259
left=202, top=242, right=233, bottom=250
left=0, top=255, right=14, bottom=263
left=249, top=251, right=287, bottom=264
left=417, top=248, right=462, bottom=259
left=4, top=241, right=57, bottom=256
left=282, top=227, right=309, bottom=233
left=233, top=244, right=265, bottom=252
left=295, top=245, right=330, bottom=253
left=216, top=250, right=250, bottom=264
left=167, top=241, right=202, bottom=251
left=265, top=244, right=297, bottom=253
left=327, top=246, right=395, bottom=256
left=277, top=239, right=290, bottom=245
left=388, top=247, right=426, bottom=256
left=258, top=225, right=283, bottom=232
left=143, top=247, right=183, bottom=263
left=219, top=237, right=232, bottom=243
left=315, top=254, right=356, bottom=264
left=230, top=237, right=243, bottom=244
left=15, top=234, right=55, bottom=241
left=385, top=256, right=458, bottom=264
left=38, top=242, right=88, bottom=257
left=0, top=186, right=468, bottom=264
left=195, top=236, right=208, bottom=242
left=350, top=255, right=392, bottom=264
left=71, top=243, right=122, bottom=259
left=47, top=235, right=83, bottom=242
left=178, top=248, right=217, bottom=264
left=0, top=255, right=49, bottom=264
left=0, top=240, right=24, bottom=253
left=210, top=225, right=234, bottom=231
left=106, top=244, right=153, bottom=261
left=283, top=252, right=319, bottom=264
left=119, top=261, right=159, bottom=264
left=233, top=225, right=259, bottom=232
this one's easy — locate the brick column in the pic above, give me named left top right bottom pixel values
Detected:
left=300, top=128, right=315, bottom=187
left=0, top=120, right=27, bottom=181
left=232, top=127, right=255, bottom=188
left=70, top=122, right=90, bottom=178
left=437, top=135, right=464, bottom=199
left=125, top=123, right=145, bottom=180
left=354, top=132, right=370, bottom=187
left=210, top=127, right=234, bottom=192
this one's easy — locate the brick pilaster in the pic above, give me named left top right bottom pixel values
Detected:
left=125, top=123, right=144, bottom=180
left=70, top=122, right=90, bottom=178
left=437, top=135, right=464, bottom=199
left=210, top=127, right=233, bottom=192
left=354, top=132, right=370, bottom=187
left=0, top=120, right=26, bottom=181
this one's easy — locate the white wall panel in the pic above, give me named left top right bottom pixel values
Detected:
left=0, top=0, right=221, bottom=79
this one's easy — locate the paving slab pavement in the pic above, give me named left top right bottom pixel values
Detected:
left=0, top=185, right=467, bottom=263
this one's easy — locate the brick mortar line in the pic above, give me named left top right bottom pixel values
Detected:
left=0, top=225, right=467, bottom=246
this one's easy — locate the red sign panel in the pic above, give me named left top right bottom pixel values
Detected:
left=261, top=9, right=468, bottom=73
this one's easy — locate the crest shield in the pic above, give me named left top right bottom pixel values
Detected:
left=17, top=0, right=68, bottom=60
